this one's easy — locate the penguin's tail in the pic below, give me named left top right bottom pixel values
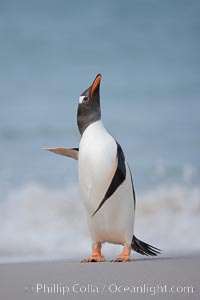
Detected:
left=131, top=235, right=161, bottom=256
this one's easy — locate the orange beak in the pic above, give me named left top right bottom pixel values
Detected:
left=90, top=74, right=102, bottom=97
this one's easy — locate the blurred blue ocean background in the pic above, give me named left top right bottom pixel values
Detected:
left=0, top=0, right=200, bottom=261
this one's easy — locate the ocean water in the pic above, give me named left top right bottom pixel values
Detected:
left=0, top=0, right=200, bottom=261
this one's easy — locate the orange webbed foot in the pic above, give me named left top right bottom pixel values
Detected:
left=81, top=243, right=105, bottom=263
left=111, top=255, right=130, bottom=262
left=111, top=244, right=131, bottom=262
left=81, top=255, right=105, bottom=263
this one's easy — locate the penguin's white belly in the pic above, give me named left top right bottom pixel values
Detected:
left=78, top=121, right=134, bottom=245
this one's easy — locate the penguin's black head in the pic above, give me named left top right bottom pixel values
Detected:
left=77, top=73, right=101, bottom=135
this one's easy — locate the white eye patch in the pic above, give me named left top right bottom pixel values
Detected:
left=79, top=96, right=85, bottom=104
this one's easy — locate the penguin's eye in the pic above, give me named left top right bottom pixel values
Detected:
left=83, top=96, right=89, bottom=102
left=79, top=96, right=89, bottom=104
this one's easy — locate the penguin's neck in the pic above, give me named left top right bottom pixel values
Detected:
left=77, top=101, right=101, bottom=135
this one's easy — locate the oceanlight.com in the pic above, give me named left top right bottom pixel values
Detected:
left=25, top=283, right=195, bottom=296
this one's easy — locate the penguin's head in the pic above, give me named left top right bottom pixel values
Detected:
left=77, top=73, right=101, bottom=135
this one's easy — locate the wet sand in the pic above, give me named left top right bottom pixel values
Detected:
left=0, top=256, right=199, bottom=299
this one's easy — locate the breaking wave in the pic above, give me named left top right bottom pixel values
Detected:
left=0, top=183, right=200, bottom=262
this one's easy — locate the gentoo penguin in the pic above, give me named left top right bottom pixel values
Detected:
left=45, top=74, right=161, bottom=262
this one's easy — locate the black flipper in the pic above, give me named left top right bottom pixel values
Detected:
left=92, top=142, right=126, bottom=217
left=131, top=235, right=161, bottom=256
left=127, top=164, right=136, bottom=209
left=44, top=147, right=79, bottom=160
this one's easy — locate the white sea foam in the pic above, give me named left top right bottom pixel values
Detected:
left=135, top=185, right=200, bottom=254
left=0, top=183, right=200, bottom=262
left=0, top=183, right=89, bottom=261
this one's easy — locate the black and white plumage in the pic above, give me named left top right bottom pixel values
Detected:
left=45, top=74, right=161, bottom=262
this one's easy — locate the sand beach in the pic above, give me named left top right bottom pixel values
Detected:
left=0, top=255, right=199, bottom=300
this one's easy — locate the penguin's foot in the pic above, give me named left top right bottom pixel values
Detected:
left=111, top=255, right=130, bottom=262
left=81, top=243, right=105, bottom=263
left=81, top=255, right=105, bottom=263
left=111, top=243, right=131, bottom=262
